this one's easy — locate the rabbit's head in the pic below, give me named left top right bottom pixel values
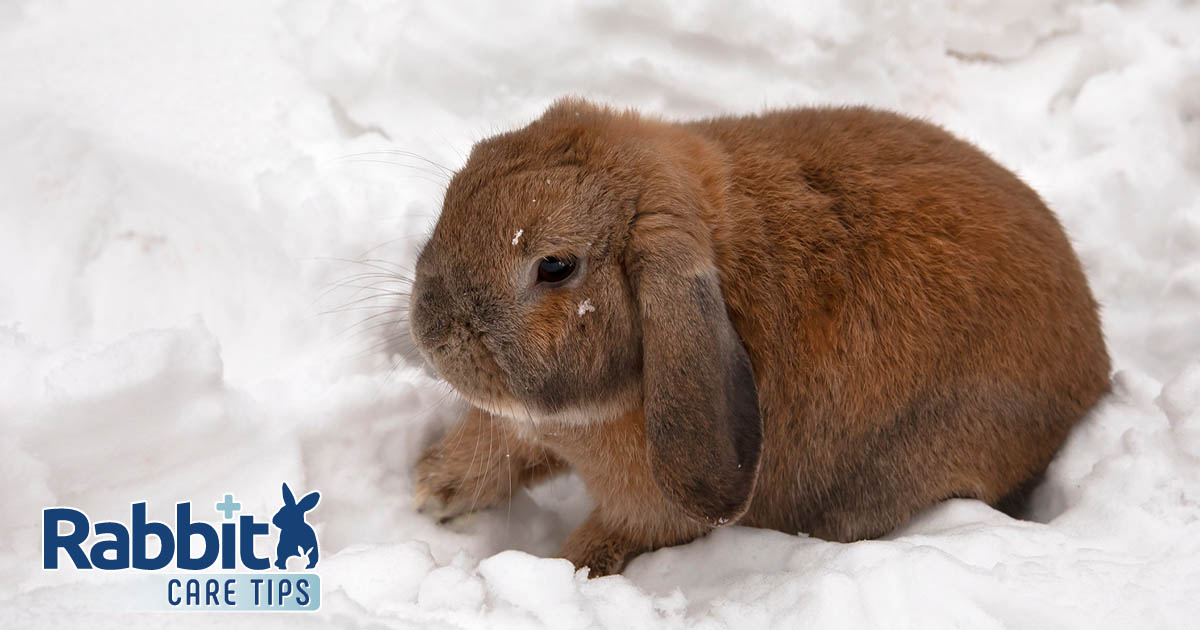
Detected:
left=272, top=482, right=320, bottom=529
left=408, top=99, right=761, bottom=525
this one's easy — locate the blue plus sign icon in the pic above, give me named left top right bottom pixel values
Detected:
left=215, top=493, right=241, bottom=519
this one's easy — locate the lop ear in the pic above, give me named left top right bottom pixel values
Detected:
left=297, top=491, right=321, bottom=512
left=282, top=482, right=296, bottom=506
left=628, top=210, right=762, bottom=527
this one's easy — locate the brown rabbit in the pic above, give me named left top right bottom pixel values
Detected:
left=407, top=98, right=1111, bottom=576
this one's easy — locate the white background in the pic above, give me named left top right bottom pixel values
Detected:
left=1, top=1, right=1198, bottom=628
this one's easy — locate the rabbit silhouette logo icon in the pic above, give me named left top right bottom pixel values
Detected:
left=272, top=483, right=320, bottom=570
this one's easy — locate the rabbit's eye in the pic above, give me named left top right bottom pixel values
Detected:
left=537, top=256, right=576, bottom=284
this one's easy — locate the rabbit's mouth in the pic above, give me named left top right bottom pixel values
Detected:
left=408, top=274, right=522, bottom=403
left=411, top=310, right=642, bottom=434
left=411, top=329, right=545, bottom=429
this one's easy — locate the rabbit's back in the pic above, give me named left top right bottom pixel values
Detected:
left=688, top=107, right=1110, bottom=539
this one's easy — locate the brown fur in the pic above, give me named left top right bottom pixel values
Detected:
left=409, top=99, right=1111, bottom=576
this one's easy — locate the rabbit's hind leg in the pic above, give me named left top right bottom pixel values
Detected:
left=806, top=384, right=1064, bottom=542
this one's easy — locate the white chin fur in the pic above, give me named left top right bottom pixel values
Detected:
left=462, top=394, right=629, bottom=441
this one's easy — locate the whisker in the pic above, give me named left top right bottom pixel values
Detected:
left=326, top=270, right=414, bottom=284
left=336, top=159, right=451, bottom=187
left=353, top=333, right=419, bottom=362
left=318, top=296, right=407, bottom=317
left=466, top=414, right=497, bottom=518
left=452, top=408, right=485, bottom=514
left=407, top=383, right=460, bottom=427
left=315, top=256, right=414, bottom=275
left=435, top=386, right=472, bottom=466
left=433, top=131, right=468, bottom=165
left=499, top=416, right=514, bottom=546
left=340, top=150, right=456, bottom=178
left=334, top=150, right=452, bottom=176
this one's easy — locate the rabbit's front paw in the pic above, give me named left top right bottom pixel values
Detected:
left=412, top=442, right=512, bottom=522
left=560, top=511, right=646, bottom=578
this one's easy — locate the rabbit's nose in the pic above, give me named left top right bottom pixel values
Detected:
left=412, top=275, right=504, bottom=349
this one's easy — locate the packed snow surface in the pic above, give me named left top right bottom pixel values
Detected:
left=2, top=1, right=1199, bottom=628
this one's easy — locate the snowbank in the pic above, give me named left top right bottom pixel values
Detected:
left=1, top=0, right=1198, bottom=628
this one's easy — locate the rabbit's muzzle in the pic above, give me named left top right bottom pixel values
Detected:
left=409, top=274, right=518, bottom=411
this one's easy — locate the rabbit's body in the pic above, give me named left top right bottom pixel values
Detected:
left=683, top=108, right=1111, bottom=539
left=410, top=101, right=1110, bottom=575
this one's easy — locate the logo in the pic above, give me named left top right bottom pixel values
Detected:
left=272, top=483, right=321, bottom=570
left=42, top=482, right=322, bottom=612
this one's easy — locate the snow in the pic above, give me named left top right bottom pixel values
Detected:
left=513, top=229, right=524, bottom=246
left=578, top=299, right=596, bottom=317
left=2, top=0, right=1199, bottom=628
